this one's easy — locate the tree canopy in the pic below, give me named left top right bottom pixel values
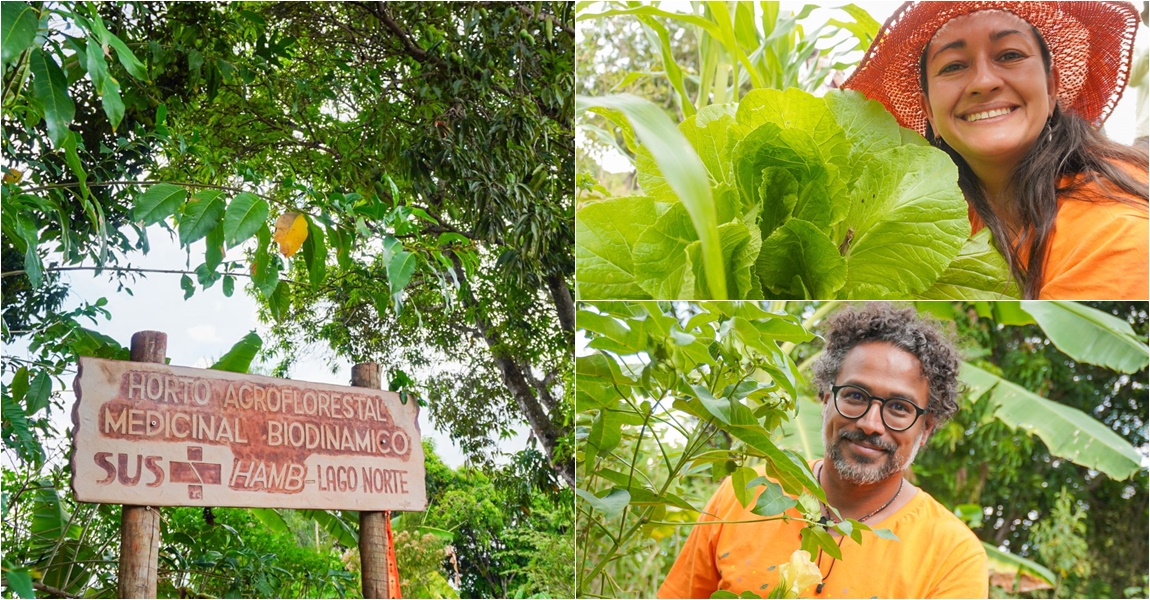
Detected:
left=2, top=1, right=574, bottom=597
left=3, top=0, right=573, bottom=475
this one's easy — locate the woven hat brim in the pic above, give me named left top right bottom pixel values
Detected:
left=841, top=1, right=1141, bottom=136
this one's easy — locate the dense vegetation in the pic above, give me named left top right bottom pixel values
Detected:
left=576, top=301, right=1148, bottom=599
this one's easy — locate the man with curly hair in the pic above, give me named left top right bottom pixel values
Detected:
left=659, top=303, right=988, bottom=599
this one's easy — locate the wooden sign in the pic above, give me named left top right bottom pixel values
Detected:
left=71, top=357, right=427, bottom=511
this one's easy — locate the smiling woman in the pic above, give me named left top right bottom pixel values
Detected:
left=844, top=1, right=1149, bottom=300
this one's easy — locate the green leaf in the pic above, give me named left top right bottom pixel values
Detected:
left=730, top=466, right=758, bottom=508
left=24, top=371, right=51, bottom=415
left=3, top=567, right=34, bottom=599
left=84, top=36, right=125, bottom=130
left=222, top=275, right=235, bottom=297
left=756, top=219, right=845, bottom=299
left=574, top=196, right=657, bottom=299
left=733, top=88, right=852, bottom=169
left=685, top=385, right=822, bottom=501
left=29, top=48, right=76, bottom=147
left=750, top=478, right=797, bottom=517
left=1, top=2, right=38, bottom=67
left=223, top=192, right=269, bottom=246
left=872, top=528, right=899, bottom=541
left=248, top=508, right=290, bottom=534
left=585, top=409, right=625, bottom=464
left=961, top=362, right=1142, bottom=480
left=178, top=190, right=226, bottom=246
left=180, top=274, right=195, bottom=299
left=297, top=510, right=357, bottom=547
left=918, top=229, right=1019, bottom=299
left=87, top=12, right=148, bottom=80
left=841, top=145, right=968, bottom=298
left=60, top=131, right=91, bottom=203
left=1020, top=301, right=1148, bottom=374
left=577, top=94, right=725, bottom=298
left=575, top=487, right=631, bottom=518
left=84, top=36, right=107, bottom=91
left=204, top=224, right=225, bottom=271
left=210, top=332, right=262, bottom=373
left=68, top=327, right=124, bottom=358
left=1, top=395, right=43, bottom=463
left=251, top=226, right=279, bottom=298
left=21, top=230, right=41, bottom=288
left=632, top=203, right=699, bottom=298
left=300, top=217, right=328, bottom=286
left=134, top=183, right=187, bottom=226
left=801, top=525, right=841, bottom=560
left=386, top=249, right=418, bottom=296
left=679, top=104, right=739, bottom=185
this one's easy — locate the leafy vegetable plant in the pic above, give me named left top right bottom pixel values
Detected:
left=576, top=88, right=1020, bottom=300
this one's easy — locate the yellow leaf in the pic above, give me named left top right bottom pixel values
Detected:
left=273, top=212, right=308, bottom=258
left=3, top=168, right=23, bottom=184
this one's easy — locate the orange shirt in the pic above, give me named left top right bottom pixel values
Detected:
left=969, top=168, right=1149, bottom=300
left=658, top=470, right=988, bottom=599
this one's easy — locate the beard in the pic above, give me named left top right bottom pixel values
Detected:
left=824, top=426, right=924, bottom=485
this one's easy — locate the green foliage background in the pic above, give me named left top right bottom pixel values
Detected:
left=576, top=301, right=1148, bottom=599
left=2, top=1, right=574, bottom=597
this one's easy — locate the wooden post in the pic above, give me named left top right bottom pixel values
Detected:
left=353, top=363, right=391, bottom=599
left=119, top=331, right=165, bottom=598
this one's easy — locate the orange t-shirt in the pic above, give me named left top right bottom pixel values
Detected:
left=658, top=469, right=988, bottom=599
left=969, top=167, right=1149, bottom=300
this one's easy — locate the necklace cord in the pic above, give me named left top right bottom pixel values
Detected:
left=813, top=461, right=903, bottom=594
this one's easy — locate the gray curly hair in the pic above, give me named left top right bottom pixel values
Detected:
left=810, top=303, right=962, bottom=432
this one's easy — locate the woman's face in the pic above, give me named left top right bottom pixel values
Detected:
left=920, top=11, right=1057, bottom=172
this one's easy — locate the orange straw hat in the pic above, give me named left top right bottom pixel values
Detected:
left=842, top=1, right=1141, bottom=137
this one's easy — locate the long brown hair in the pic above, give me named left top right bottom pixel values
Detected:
left=920, top=27, right=1149, bottom=298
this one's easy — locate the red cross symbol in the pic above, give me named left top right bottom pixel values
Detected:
left=170, top=446, right=222, bottom=499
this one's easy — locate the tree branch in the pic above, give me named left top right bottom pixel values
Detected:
left=513, top=3, right=575, bottom=37
left=1, top=265, right=301, bottom=286
left=19, top=180, right=279, bottom=206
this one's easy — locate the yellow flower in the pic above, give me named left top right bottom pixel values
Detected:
left=777, top=549, right=822, bottom=598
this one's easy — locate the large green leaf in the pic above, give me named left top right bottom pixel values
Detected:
left=841, top=145, right=968, bottom=298
left=386, top=249, right=418, bottom=296
left=297, top=510, right=357, bottom=547
left=682, top=385, right=823, bottom=502
left=732, top=88, right=852, bottom=170
left=210, top=332, right=262, bottom=373
left=28, top=48, right=75, bottom=147
left=2, top=2, right=38, bottom=67
left=575, top=196, right=657, bottom=300
left=576, top=487, right=631, bottom=518
left=576, top=94, right=725, bottom=299
left=632, top=202, right=699, bottom=299
left=178, top=190, right=226, bottom=246
left=679, top=104, right=738, bottom=185
left=756, top=219, right=846, bottom=299
left=961, top=363, right=1142, bottom=480
left=133, top=183, right=187, bottom=226
left=918, top=229, right=1019, bottom=299
left=1020, top=301, right=1149, bottom=374
left=3, top=567, right=34, bottom=599
left=223, top=192, right=270, bottom=246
